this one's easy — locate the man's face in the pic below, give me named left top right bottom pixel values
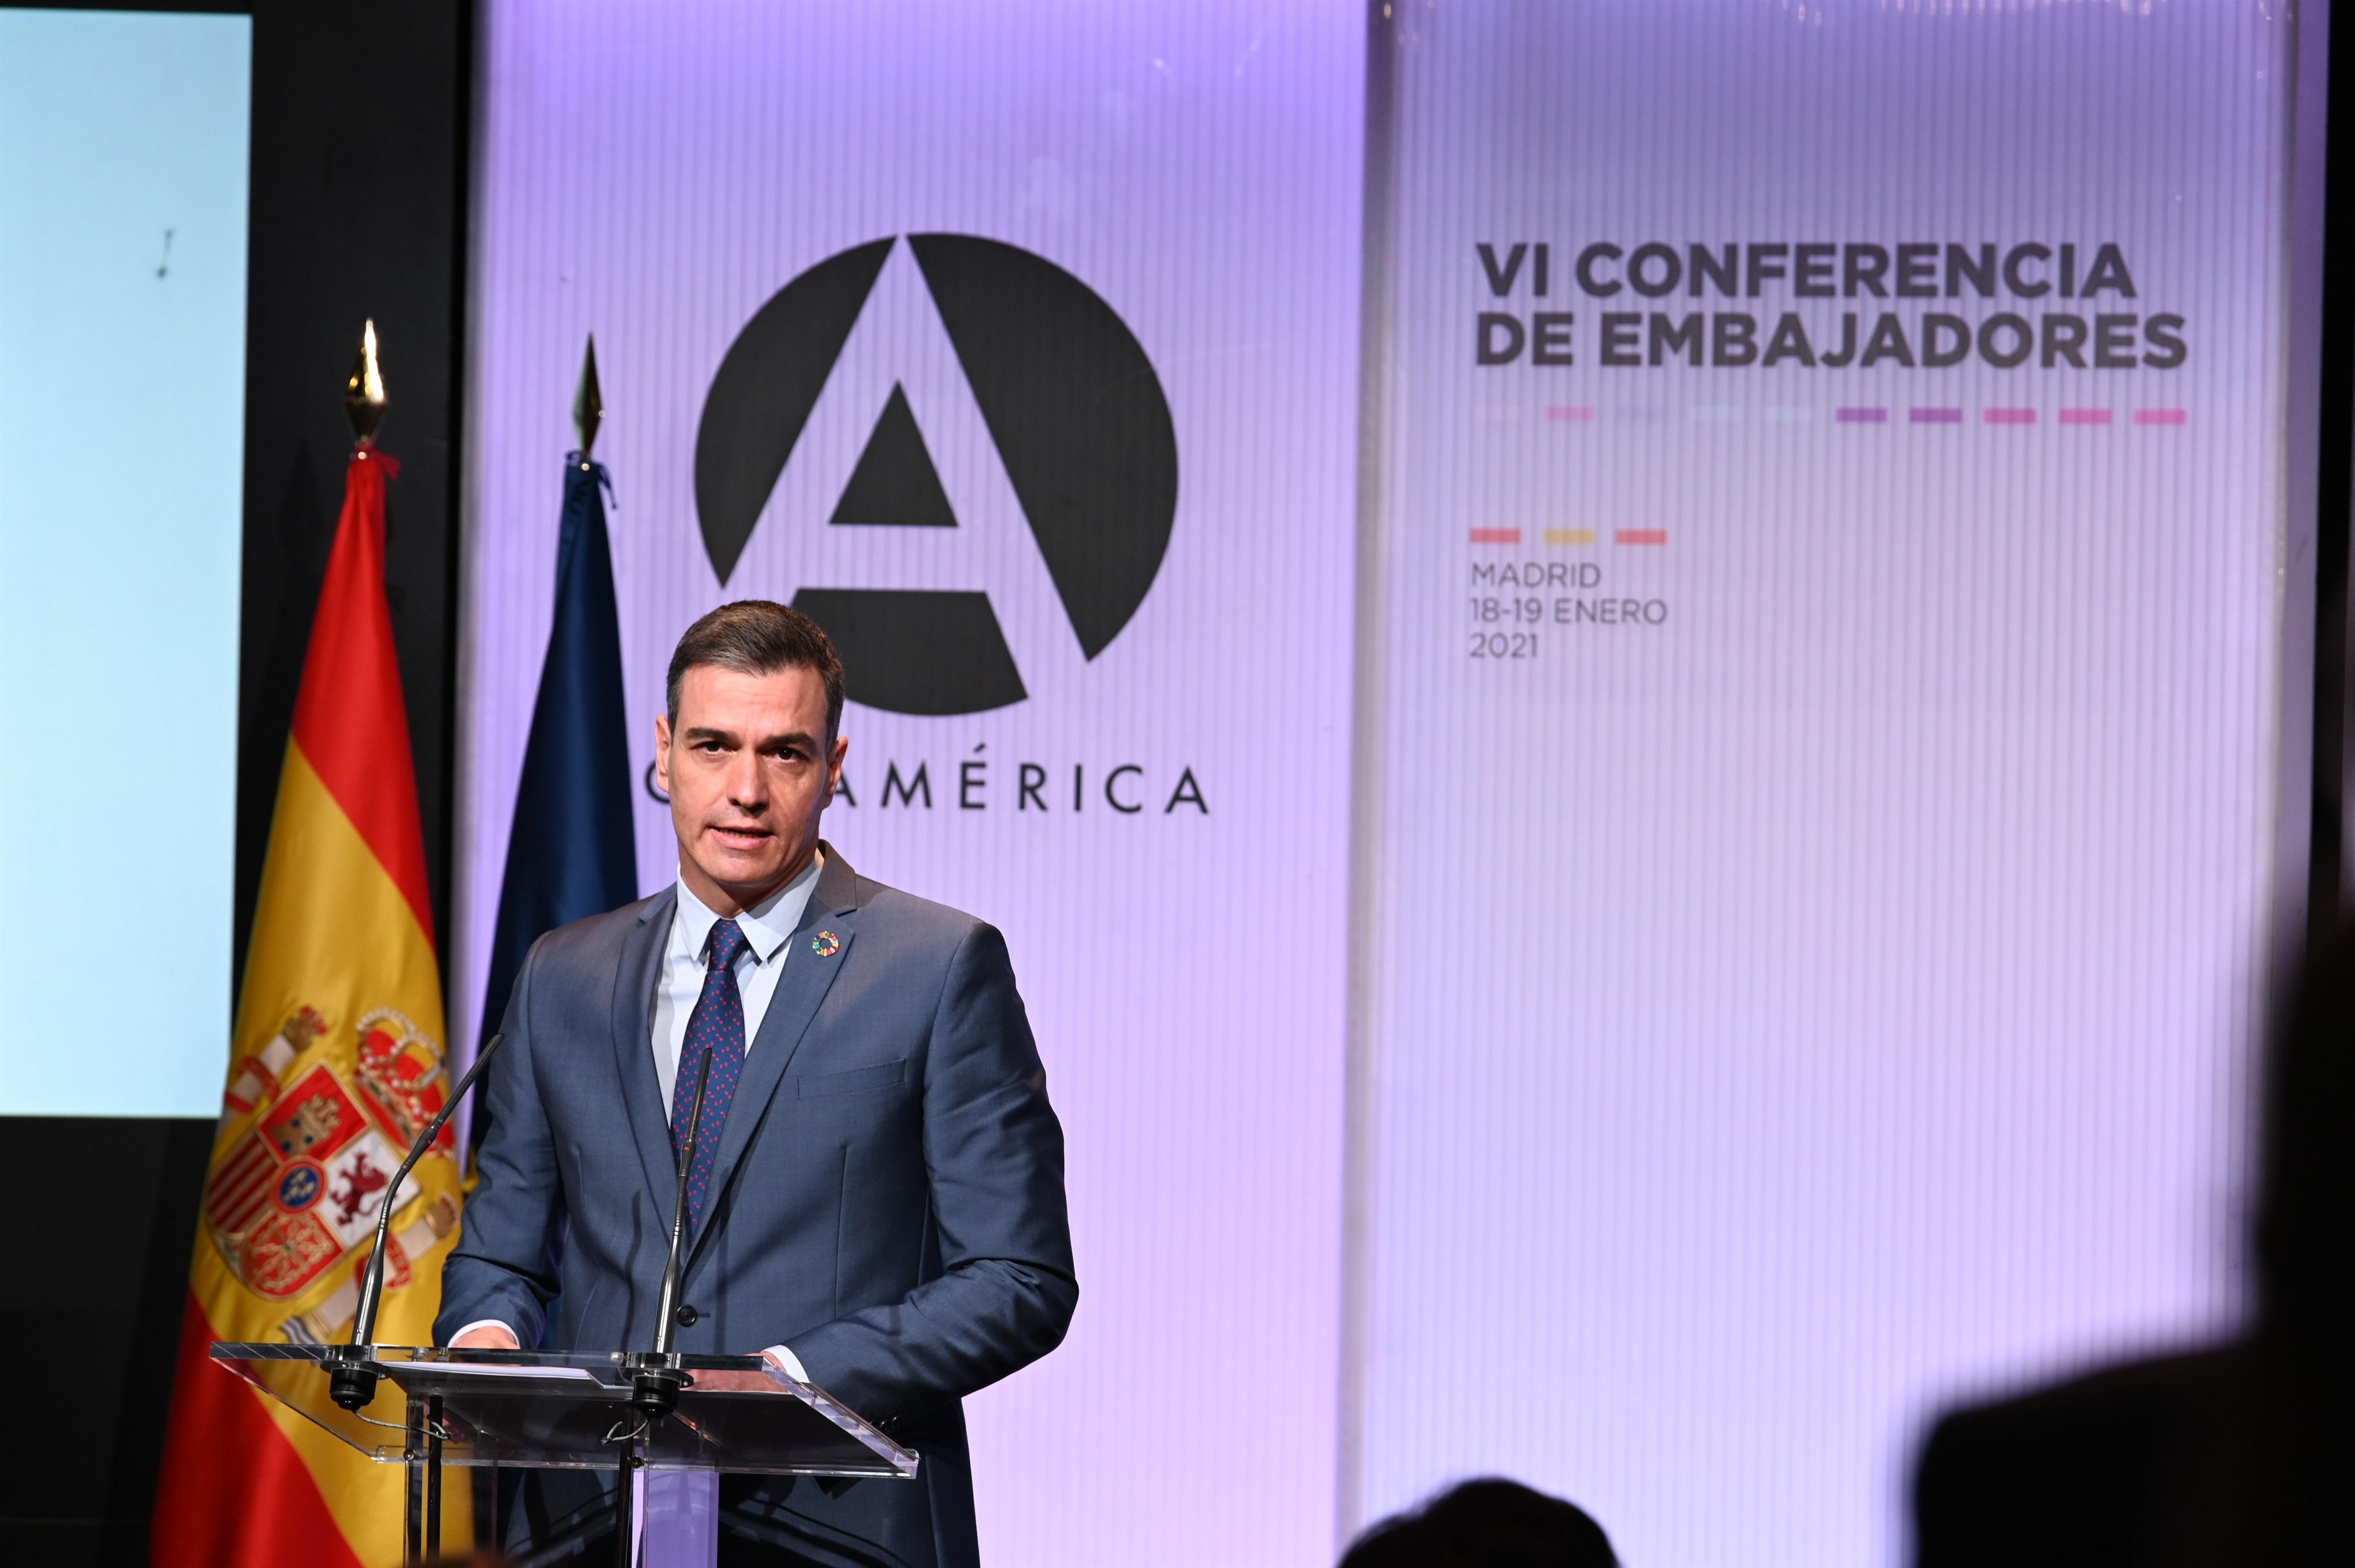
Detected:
left=654, top=662, right=846, bottom=913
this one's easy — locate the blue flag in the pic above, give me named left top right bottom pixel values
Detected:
left=480, top=454, right=636, bottom=1046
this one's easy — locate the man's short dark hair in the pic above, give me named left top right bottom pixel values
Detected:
left=666, top=600, right=847, bottom=743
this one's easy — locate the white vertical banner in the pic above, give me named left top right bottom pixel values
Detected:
left=1351, top=2, right=2294, bottom=1564
left=460, top=3, right=1365, bottom=1562
left=0, top=10, right=250, bottom=1117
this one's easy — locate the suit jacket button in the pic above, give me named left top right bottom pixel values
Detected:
left=675, top=1304, right=699, bottom=1327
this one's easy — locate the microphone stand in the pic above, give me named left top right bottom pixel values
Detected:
left=330, top=1032, right=507, bottom=1413
left=629, top=1044, right=712, bottom=1414
left=612, top=1045, right=715, bottom=1567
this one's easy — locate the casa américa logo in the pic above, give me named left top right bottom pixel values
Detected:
left=684, top=233, right=1206, bottom=818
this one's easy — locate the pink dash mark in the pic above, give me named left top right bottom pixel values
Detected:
left=1984, top=408, right=2037, bottom=425
left=1545, top=404, right=1597, bottom=423
left=1909, top=407, right=1963, bottom=424
left=2133, top=408, right=2188, bottom=426
left=1615, top=529, right=1668, bottom=546
left=1836, top=406, right=1888, bottom=424
left=1469, top=528, right=1521, bottom=545
left=2060, top=407, right=2113, bottom=426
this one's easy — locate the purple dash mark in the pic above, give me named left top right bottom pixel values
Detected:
left=2133, top=408, right=2188, bottom=426
left=1909, top=407, right=1963, bottom=424
left=2060, top=407, right=2112, bottom=426
left=1985, top=408, right=2037, bottom=425
left=1836, top=406, right=1888, bottom=424
left=1545, top=404, right=1597, bottom=423
left=1615, top=529, right=1668, bottom=546
left=1470, top=528, right=1521, bottom=545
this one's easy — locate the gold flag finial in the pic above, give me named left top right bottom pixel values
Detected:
left=574, top=333, right=603, bottom=459
left=345, top=319, right=388, bottom=445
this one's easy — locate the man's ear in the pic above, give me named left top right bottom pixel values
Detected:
left=826, top=734, right=848, bottom=803
left=654, top=714, right=673, bottom=795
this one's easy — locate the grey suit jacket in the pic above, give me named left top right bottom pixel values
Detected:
left=437, top=844, right=1077, bottom=1568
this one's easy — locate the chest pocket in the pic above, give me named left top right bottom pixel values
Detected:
left=795, top=1059, right=906, bottom=1098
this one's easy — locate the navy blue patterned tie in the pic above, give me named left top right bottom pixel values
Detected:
left=671, top=918, right=749, bottom=1233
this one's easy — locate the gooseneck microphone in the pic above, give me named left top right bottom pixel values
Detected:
left=329, top=1031, right=507, bottom=1413
left=628, top=1043, right=715, bottom=1418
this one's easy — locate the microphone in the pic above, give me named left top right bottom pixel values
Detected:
left=330, top=1032, right=507, bottom=1413
left=628, top=1043, right=715, bottom=1418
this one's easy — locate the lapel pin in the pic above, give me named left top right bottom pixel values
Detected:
left=812, top=930, right=841, bottom=958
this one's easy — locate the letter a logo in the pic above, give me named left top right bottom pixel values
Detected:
left=695, top=234, right=1179, bottom=715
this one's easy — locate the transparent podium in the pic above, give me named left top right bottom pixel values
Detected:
left=211, top=1342, right=918, bottom=1565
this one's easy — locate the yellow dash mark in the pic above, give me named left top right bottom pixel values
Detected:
left=1544, top=528, right=1596, bottom=546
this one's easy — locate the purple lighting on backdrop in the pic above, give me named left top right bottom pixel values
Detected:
left=460, top=3, right=1362, bottom=1563
left=456, top=1, right=2302, bottom=1564
left=1356, top=2, right=2288, bottom=1563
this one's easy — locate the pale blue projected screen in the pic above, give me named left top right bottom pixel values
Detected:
left=0, top=10, right=251, bottom=1116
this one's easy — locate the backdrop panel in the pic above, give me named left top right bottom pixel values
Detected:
left=458, top=3, right=1364, bottom=1562
left=1350, top=3, right=2296, bottom=1563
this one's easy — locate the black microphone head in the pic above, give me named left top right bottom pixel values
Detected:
left=328, top=1357, right=379, bottom=1413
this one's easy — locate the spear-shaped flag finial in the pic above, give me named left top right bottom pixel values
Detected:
left=345, top=318, right=388, bottom=445
left=575, top=334, right=603, bottom=459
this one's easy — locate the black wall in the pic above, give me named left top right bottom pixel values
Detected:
left=0, top=4, right=2349, bottom=1565
left=2315, top=1, right=2355, bottom=927
left=0, top=4, right=471, bottom=1562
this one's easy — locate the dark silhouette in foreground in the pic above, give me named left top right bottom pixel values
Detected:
left=1340, top=1477, right=1618, bottom=1568
left=1912, top=921, right=2354, bottom=1566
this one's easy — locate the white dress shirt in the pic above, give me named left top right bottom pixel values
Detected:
left=452, top=851, right=824, bottom=1380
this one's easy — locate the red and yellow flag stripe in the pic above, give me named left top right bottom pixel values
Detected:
left=155, top=449, right=468, bottom=1567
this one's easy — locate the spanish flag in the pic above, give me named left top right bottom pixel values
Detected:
left=153, top=440, right=468, bottom=1565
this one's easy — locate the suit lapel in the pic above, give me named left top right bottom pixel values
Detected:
left=612, top=886, right=680, bottom=1218
left=689, top=844, right=861, bottom=1263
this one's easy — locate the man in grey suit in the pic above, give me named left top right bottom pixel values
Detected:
left=437, top=600, right=1076, bottom=1568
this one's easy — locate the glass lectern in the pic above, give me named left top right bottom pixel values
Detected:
left=211, top=1342, right=918, bottom=1565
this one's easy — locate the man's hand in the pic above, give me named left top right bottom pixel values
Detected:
left=451, top=1323, right=521, bottom=1351
left=644, top=1347, right=810, bottom=1394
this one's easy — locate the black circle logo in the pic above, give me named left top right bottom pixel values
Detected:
left=695, top=234, right=1179, bottom=715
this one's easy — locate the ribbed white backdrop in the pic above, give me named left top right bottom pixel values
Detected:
left=456, top=4, right=1364, bottom=1563
left=1348, top=3, right=2291, bottom=1565
left=460, top=3, right=2309, bottom=1564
